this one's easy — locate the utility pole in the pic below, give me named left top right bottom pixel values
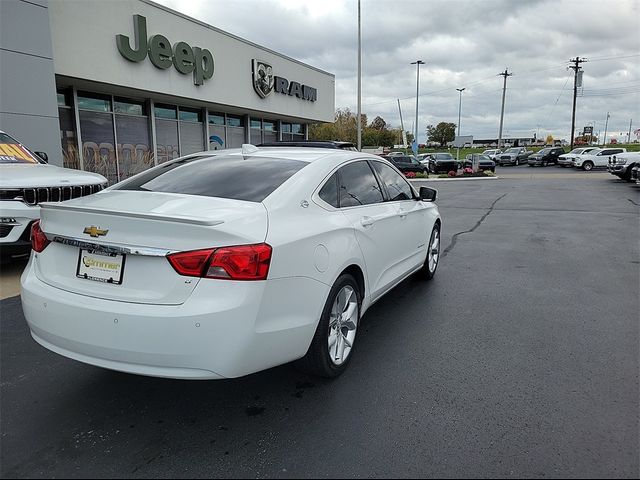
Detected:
left=397, top=99, right=407, bottom=152
left=628, top=119, right=633, bottom=144
left=603, top=112, right=610, bottom=146
left=497, top=69, right=512, bottom=150
left=456, top=87, right=465, bottom=160
left=411, top=60, right=425, bottom=154
left=356, top=0, right=362, bottom=151
left=568, top=57, right=587, bottom=150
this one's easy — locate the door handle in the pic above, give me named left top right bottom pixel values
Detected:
left=360, top=216, right=375, bottom=227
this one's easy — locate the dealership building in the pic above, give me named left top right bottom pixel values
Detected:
left=0, top=0, right=335, bottom=183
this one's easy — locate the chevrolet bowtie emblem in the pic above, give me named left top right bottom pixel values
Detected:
left=83, top=226, right=108, bottom=238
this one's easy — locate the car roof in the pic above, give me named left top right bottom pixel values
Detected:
left=186, top=145, right=376, bottom=166
left=257, top=140, right=356, bottom=149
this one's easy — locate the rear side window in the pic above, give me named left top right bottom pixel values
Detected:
left=318, top=173, right=339, bottom=208
left=338, top=161, right=384, bottom=207
left=370, top=161, right=413, bottom=201
left=115, top=154, right=306, bottom=202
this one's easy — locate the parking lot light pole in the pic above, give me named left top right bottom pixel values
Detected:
left=411, top=60, right=425, bottom=153
left=456, top=87, right=465, bottom=161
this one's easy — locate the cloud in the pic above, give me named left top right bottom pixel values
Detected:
left=157, top=0, right=639, bottom=142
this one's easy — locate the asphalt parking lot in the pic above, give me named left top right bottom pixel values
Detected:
left=1, top=166, right=638, bottom=478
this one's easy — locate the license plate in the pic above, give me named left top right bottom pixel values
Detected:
left=76, top=249, right=125, bottom=285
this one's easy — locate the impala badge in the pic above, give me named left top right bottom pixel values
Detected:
left=83, top=226, right=108, bottom=238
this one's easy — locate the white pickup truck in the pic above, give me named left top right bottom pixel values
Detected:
left=572, top=147, right=626, bottom=171
left=608, top=151, right=640, bottom=181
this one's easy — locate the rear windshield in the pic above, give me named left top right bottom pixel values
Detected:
left=0, top=133, right=40, bottom=164
left=435, top=153, right=454, bottom=160
left=114, top=154, right=306, bottom=202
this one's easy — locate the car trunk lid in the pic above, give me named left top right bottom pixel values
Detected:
left=34, top=191, right=268, bottom=305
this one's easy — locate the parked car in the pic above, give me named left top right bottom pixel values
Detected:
left=497, top=147, right=532, bottom=166
left=21, top=146, right=442, bottom=379
left=427, top=152, right=458, bottom=174
left=527, top=147, right=565, bottom=167
left=0, top=130, right=107, bottom=260
left=416, top=153, right=432, bottom=166
left=481, top=149, right=502, bottom=160
left=385, top=155, right=428, bottom=174
left=557, top=147, right=598, bottom=167
left=607, top=152, right=640, bottom=181
left=573, top=147, right=626, bottom=171
left=463, top=154, right=495, bottom=172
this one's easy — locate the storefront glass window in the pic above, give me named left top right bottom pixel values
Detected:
left=250, top=118, right=261, bottom=129
left=58, top=107, right=79, bottom=170
left=155, top=105, right=177, bottom=120
left=226, top=116, right=243, bottom=127
left=114, top=98, right=145, bottom=116
left=208, top=113, right=225, bottom=125
left=116, top=115, right=152, bottom=179
left=179, top=108, right=202, bottom=122
left=79, top=110, right=118, bottom=184
left=156, top=119, right=179, bottom=164
left=77, top=93, right=111, bottom=112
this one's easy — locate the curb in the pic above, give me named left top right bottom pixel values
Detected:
left=408, top=176, right=499, bottom=182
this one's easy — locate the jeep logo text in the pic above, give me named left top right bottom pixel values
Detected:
left=116, top=15, right=214, bottom=86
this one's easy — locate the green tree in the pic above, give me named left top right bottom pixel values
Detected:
left=426, top=122, right=456, bottom=147
left=370, top=116, right=387, bottom=130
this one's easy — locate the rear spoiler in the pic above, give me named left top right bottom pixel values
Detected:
left=41, top=203, right=225, bottom=227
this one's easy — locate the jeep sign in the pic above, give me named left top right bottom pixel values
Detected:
left=116, top=15, right=214, bottom=86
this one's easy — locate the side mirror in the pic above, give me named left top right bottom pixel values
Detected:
left=35, top=151, right=48, bottom=163
left=419, top=186, right=437, bottom=202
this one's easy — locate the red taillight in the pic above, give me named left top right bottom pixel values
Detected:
left=167, top=243, right=272, bottom=281
left=31, top=220, right=50, bottom=253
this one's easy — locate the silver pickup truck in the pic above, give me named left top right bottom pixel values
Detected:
left=497, top=147, right=532, bottom=166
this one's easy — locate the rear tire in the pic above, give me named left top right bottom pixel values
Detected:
left=296, top=274, right=361, bottom=378
left=583, top=161, right=594, bottom=171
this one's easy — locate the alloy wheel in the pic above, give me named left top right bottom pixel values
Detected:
left=327, top=285, right=359, bottom=366
left=428, top=227, right=440, bottom=274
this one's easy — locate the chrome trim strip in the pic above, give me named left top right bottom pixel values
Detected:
left=41, top=204, right=226, bottom=226
left=51, top=235, right=175, bottom=257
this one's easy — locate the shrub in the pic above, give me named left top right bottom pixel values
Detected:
left=405, top=171, right=416, bottom=178
left=463, top=167, right=473, bottom=174
left=448, top=171, right=457, bottom=177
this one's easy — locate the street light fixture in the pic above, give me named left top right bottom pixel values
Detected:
left=411, top=60, right=425, bottom=153
left=456, top=87, right=465, bottom=160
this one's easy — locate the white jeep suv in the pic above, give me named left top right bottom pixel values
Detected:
left=0, top=131, right=107, bottom=260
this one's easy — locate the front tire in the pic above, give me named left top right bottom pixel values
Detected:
left=418, top=223, right=441, bottom=280
left=296, top=274, right=361, bottom=378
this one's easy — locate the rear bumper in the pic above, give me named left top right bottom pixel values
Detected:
left=21, top=259, right=330, bottom=379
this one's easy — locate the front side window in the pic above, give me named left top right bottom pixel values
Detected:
left=115, top=155, right=306, bottom=203
left=337, top=161, right=384, bottom=207
left=371, top=161, right=413, bottom=202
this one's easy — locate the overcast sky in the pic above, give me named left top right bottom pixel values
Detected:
left=157, top=0, right=639, bottom=143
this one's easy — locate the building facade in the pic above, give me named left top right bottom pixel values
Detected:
left=1, top=0, right=335, bottom=184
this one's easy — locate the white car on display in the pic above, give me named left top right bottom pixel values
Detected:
left=0, top=131, right=107, bottom=260
left=557, top=147, right=598, bottom=167
left=481, top=149, right=502, bottom=160
left=572, top=147, right=627, bottom=171
left=21, top=145, right=442, bottom=380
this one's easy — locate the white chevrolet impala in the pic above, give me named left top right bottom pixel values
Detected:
left=21, top=146, right=442, bottom=379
